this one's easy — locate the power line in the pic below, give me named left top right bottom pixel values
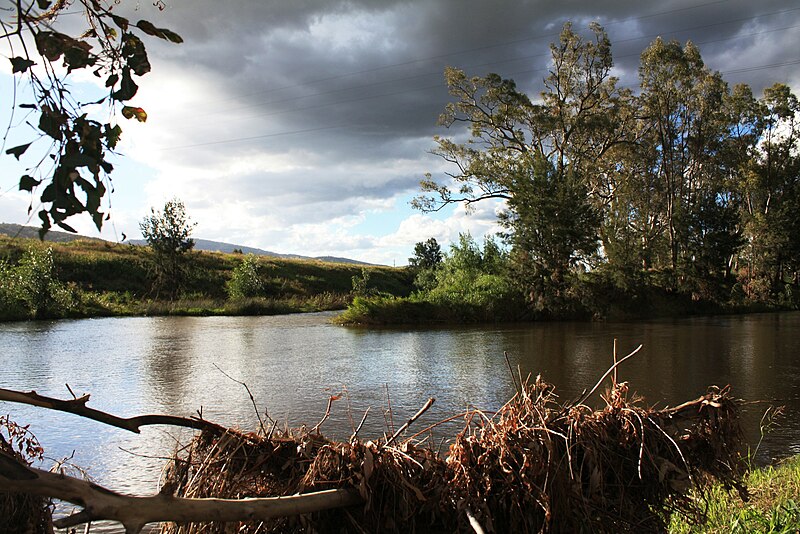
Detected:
left=192, top=0, right=738, bottom=107
left=158, top=23, right=800, bottom=141
left=163, top=6, right=800, bottom=126
left=160, top=124, right=342, bottom=151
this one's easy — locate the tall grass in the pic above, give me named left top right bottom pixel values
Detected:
left=669, top=455, right=800, bottom=533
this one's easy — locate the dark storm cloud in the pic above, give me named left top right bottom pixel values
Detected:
left=122, top=0, right=799, bottom=252
left=144, top=0, right=799, bottom=149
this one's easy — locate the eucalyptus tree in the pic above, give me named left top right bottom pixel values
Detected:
left=416, top=23, right=629, bottom=308
left=631, top=38, right=744, bottom=293
left=737, top=84, right=800, bottom=299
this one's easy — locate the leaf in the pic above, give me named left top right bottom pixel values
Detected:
left=161, top=29, right=184, bottom=44
left=19, top=175, right=41, bottom=192
left=121, top=106, right=147, bottom=122
left=63, top=40, right=96, bottom=73
left=37, top=210, right=51, bottom=240
left=34, top=31, right=67, bottom=62
left=105, top=73, right=119, bottom=88
left=40, top=184, right=56, bottom=203
left=111, top=68, right=138, bottom=101
left=38, top=106, right=64, bottom=140
left=105, top=124, right=123, bottom=148
left=56, top=221, right=77, bottom=233
left=122, top=34, right=150, bottom=76
left=6, top=143, right=32, bottom=160
left=36, top=0, right=51, bottom=8
left=135, top=20, right=183, bottom=43
left=111, top=15, right=130, bottom=31
left=135, top=20, right=160, bottom=37
left=10, top=57, right=35, bottom=74
left=19, top=103, right=37, bottom=109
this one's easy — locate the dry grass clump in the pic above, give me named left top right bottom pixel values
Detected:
left=445, top=378, right=744, bottom=533
left=159, top=373, right=745, bottom=533
left=0, top=416, right=51, bottom=534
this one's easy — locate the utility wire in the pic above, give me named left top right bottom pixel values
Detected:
left=156, top=28, right=800, bottom=151
left=187, top=0, right=739, bottom=106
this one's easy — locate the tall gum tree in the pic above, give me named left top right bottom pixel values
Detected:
left=632, top=38, right=743, bottom=293
left=415, top=23, right=628, bottom=310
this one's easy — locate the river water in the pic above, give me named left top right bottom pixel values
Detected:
left=1, top=311, right=799, bottom=529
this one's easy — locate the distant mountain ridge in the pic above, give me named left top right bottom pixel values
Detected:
left=0, top=223, right=372, bottom=265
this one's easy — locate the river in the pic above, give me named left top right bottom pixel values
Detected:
left=1, top=311, right=799, bottom=530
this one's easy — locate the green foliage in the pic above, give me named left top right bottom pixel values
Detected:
left=139, top=198, right=196, bottom=298
left=226, top=254, right=263, bottom=300
left=408, top=238, right=443, bottom=270
left=415, top=22, right=800, bottom=318
left=0, top=246, right=73, bottom=319
left=3, top=2, right=182, bottom=236
left=351, top=267, right=374, bottom=297
left=339, top=234, right=527, bottom=324
left=669, top=456, right=800, bottom=533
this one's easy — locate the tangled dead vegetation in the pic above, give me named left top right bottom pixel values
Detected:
left=0, top=416, right=51, bottom=534
left=159, top=375, right=745, bottom=533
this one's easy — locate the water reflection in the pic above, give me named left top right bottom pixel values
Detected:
left=1, top=311, right=799, bottom=530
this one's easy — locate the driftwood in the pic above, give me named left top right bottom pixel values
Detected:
left=0, top=387, right=226, bottom=434
left=0, top=454, right=362, bottom=534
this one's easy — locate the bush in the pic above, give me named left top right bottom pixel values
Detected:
left=226, top=254, right=263, bottom=300
left=0, top=246, right=74, bottom=319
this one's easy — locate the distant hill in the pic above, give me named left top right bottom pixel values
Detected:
left=0, top=223, right=372, bottom=265
left=129, top=238, right=372, bottom=265
left=0, top=223, right=105, bottom=243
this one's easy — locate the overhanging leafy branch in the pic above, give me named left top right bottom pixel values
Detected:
left=2, top=0, right=181, bottom=237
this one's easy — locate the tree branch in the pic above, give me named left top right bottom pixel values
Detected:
left=0, top=455, right=362, bottom=534
left=0, top=387, right=225, bottom=434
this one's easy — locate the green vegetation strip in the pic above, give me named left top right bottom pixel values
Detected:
left=0, top=235, right=413, bottom=321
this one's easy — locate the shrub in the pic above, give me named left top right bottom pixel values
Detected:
left=1, top=246, right=74, bottom=319
left=226, top=254, right=263, bottom=300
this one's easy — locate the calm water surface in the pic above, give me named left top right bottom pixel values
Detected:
left=1, top=311, right=799, bottom=529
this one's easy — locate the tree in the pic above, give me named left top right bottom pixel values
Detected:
left=502, top=156, right=600, bottom=312
left=414, top=23, right=624, bottom=310
left=634, top=38, right=741, bottom=291
left=2, top=1, right=181, bottom=237
left=414, top=22, right=629, bottom=214
left=408, top=238, right=443, bottom=270
left=139, top=198, right=196, bottom=298
left=736, top=83, right=800, bottom=300
left=0, top=246, right=73, bottom=319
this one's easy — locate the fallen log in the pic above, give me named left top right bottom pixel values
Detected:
left=0, top=454, right=363, bottom=534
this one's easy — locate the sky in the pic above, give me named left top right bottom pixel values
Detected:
left=1, top=0, right=799, bottom=265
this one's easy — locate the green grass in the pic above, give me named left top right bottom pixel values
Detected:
left=0, top=235, right=413, bottom=320
left=669, top=455, right=800, bottom=533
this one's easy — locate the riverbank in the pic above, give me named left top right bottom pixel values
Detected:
left=334, top=284, right=783, bottom=325
left=0, top=235, right=413, bottom=321
left=670, top=454, right=800, bottom=532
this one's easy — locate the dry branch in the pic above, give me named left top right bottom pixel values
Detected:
left=0, top=454, right=362, bottom=534
left=0, top=387, right=225, bottom=434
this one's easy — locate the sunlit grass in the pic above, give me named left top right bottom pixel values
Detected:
left=0, top=235, right=412, bottom=320
left=669, top=455, right=800, bottom=533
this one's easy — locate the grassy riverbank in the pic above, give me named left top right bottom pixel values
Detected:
left=670, top=455, right=800, bottom=533
left=0, top=235, right=413, bottom=321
